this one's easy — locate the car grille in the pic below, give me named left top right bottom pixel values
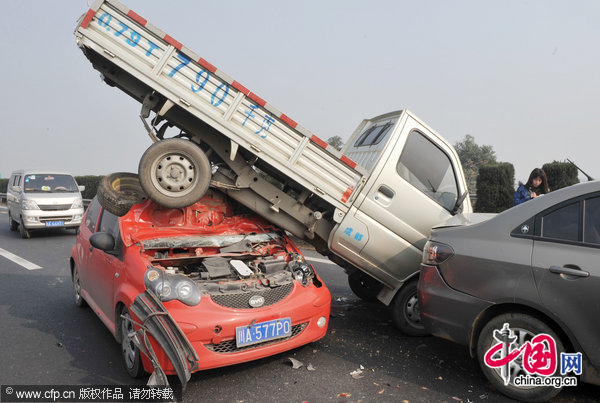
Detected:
left=209, top=283, right=294, bottom=309
left=204, top=322, right=308, bottom=354
left=38, top=204, right=72, bottom=211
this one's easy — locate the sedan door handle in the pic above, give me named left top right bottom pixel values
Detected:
left=549, top=265, right=589, bottom=278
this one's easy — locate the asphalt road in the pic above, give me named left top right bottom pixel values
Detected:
left=0, top=204, right=598, bottom=402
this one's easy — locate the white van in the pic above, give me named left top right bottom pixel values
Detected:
left=6, top=170, right=85, bottom=238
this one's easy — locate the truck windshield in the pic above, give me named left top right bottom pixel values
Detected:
left=23, top=174, right=78, bottom=193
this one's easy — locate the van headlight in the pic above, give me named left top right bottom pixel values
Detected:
left=71, top=199, right=83, bottom=209
left=21, top=199, right=39, bottom=210
left=144, top=268, right=201, bottom=306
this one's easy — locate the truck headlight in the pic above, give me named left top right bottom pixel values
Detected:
left=144, top=268, right=201, bottom=306
left=21, top=199, right=39, bottom=210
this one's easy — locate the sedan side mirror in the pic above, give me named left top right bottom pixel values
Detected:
left=90, top=232, right=116, bottom=254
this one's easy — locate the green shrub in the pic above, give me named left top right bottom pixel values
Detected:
left=475, top=163, right=515, bottom=213
left=542, top=161, right=579, bottom=191
left=74, top=175, right=104, bottom=199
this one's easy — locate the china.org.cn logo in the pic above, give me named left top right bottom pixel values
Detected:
left=484, top=323, right=580, bottom=388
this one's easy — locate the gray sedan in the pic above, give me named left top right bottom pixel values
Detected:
left=418, top=180, right=600, bottom=401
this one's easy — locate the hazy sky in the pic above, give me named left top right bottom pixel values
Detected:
left=1, top=0, right=599, bottom=186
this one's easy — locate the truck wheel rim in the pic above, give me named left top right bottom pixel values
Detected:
left=152, top=153, right=196, bottom=197
left=121, top=312, right=136, bottom=369
left=405, top=294, right=422, bottom=326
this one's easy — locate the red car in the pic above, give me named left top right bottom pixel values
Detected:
left=70, top=189, right=330, bottom=385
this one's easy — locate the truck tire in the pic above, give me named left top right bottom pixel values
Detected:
left=348, top=271, right=383, bottom=302
left=97, top=172, right=147, bottom=217
left=389, top=278, right=428, bottom=336
left=138, top=138, right=211, bottom=209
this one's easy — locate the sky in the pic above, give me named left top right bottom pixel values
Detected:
left=1, top=0, right=599, bottom=186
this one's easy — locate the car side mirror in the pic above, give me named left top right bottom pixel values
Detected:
left=90, top=232, right=116, bottom=254
left=11, top=185, right=22, bottom=193
left=78, top=185, right=86, bottom=192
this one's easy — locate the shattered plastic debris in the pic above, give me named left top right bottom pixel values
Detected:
left=337, top=393, right=351, bottom=398
left=307, top=363, right=316, bottom=371
left=288, top=357, right=304, bottom=369
left=350, top=369, right=364, bottom=379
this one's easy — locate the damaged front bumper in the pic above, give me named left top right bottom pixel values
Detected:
left=129, top=291, right=199, bottom=388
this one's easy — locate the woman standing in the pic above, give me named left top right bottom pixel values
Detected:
left=514, top=168, right=550, bottom=206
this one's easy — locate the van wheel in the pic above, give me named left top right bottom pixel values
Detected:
left=97, top=173, right=147, bottom=217
left=348, top=271, right=383, bottom=302
left=477, top=313, right=565, bottom=401
left=120, top=307, right=146, bottom=378
left=8, top=212, right=18, bottom=231
left=138, top=138, right=211, bottom=208
left=389, top=278, right=428, bottom=336
left=19, top=219, right=30, bottom=239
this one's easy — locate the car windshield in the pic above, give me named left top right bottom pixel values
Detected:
left=23, top=174, right=78, bottom=193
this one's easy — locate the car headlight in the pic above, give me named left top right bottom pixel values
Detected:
left=144, top=268, right=201, bottom=306
left=422, top=240, right=454, bottom=265
left=288, top=260, right=314, bottom=286
left=21, top=199, right=39, bottom=210
left=71, top=198, right=83, bottom=209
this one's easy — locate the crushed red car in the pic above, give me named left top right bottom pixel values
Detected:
left=70, top=189, right=330, bottom=385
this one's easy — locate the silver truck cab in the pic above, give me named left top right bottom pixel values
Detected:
left=6, top=169, right=85, bottom=238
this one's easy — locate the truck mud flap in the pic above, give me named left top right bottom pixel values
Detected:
left=129, top=291, right=200, bottom=389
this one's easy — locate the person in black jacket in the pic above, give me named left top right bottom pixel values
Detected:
left=514, top=168, right=550, bottom=206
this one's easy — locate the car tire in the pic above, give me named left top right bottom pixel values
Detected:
left=19, top=218, right=30, bottom=239
left=8, top=212, right=18, bottom=231
left=477, top=313, right=565, bottom=402
left=120, top=307, right=146, bottom=378
left=348, top=271, right=383, bottom=302
left=72, top=266, right=87, bottom=308
left=389, top=278, right=428, bottom=336
left=97, top=172, right=147, bottom=217
left=138, top=138, right=211, bottom=209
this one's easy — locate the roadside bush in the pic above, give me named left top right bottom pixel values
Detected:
left=0, top=178, right=8, bottom=193
left=542, top=161, right=579, bottom=191
left=74, top=175, right=104, bottom=199
left=475, top=163, right=515, bottom=213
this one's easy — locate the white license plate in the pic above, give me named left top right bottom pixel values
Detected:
left=235, top=318, right=292, bottom=348
left=45, top=221, right=65, bottom=227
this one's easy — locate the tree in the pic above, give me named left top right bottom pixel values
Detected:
left=454, top=134, right=497, bottom=195
left=542, top=161, right=579, bottom=191
left=475, top=163, right=515, bottom=213
left=327, top=136, right=344, bottom=151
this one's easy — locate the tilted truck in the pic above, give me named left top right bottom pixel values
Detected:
left=75, top=0, right=472, bottom=336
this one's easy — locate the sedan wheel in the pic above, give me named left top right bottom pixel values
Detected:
left=477, top=313, right=565, bottom=401
left=72, top=266, right=87, bottom=307
left=120, top=307, right=146, bottom=378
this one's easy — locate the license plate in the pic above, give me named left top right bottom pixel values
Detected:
left=45, top=221, right=64, bottom=227
left=236, top=318, right=292, bottom=348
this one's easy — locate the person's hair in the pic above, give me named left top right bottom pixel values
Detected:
left=525, top=168, right=550, bottom=194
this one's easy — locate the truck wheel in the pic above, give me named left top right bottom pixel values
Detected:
left=348, top=271, right=383, bottom=302
left=138, top=138, right=211, bottom=209
left=477, top=313, right=565, bottom=401
left=389, top=278, right=428, bottom=336
left=97, top=172, right=147, bottom=217
left=120, top=307, right=146, bottom=378
left=19, top=219, right=30, bottom=239
left=8, top=212, right=18, bottom=231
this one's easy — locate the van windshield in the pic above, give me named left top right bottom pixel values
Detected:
left=23, top=174, right=78, bottom=193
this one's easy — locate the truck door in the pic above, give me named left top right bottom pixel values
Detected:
left=330, top=114, right=464, bottom=290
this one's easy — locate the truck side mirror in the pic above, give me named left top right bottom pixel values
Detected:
left=11, top=185, right=22, bottom=193
left=78, top=185, right=86, bottom=192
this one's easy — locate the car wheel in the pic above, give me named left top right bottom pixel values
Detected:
left=8, top=212, right=18, bottom=231
left=477, top=313, right=565, bottom=402
left=348, top=271, right=383, bottom=302
left=389, top=278, right=428, bottom=336
left=120, top=307, right=146, bottom=378
left=97, top=172, right=147, bottom=217
left=138, top=138, right=211, bottom=208
left=19, top=219, right=30, bottom=239
left=72, top=266, right=87, bottom=307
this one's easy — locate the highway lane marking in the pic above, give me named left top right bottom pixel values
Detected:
left=0, top=248, right=42, bottom=270
left=305, top=256, right=335, bottom=265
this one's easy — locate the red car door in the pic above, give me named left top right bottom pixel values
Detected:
left=76, top=199, right=102, bottom=302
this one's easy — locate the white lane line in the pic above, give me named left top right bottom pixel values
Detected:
left=0, top=248, right=42, bottom=270
left=305, top=256, right=336, bottom=265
